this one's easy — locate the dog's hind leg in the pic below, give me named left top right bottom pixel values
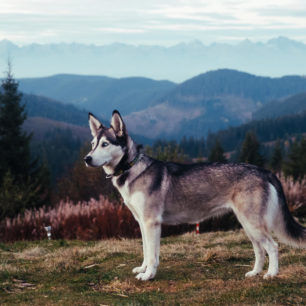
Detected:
left=261, top=235, right=279, bottom=279
left=235, top=214, right=266, bottom=277
left=135, top=219, right=161, bottom=281
left=234, top=209, right=278, bottom=279
left=245, top=231, right=279, bottom=279
left=245, top=238, right=266, bottom=277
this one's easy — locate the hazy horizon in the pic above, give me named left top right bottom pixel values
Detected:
left=1, top=0, right=306, bottom=46
left=1, top=35, right=304, bottom=48
left=1, top=36, right=306, bottom=82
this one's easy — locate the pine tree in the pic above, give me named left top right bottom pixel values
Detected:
left=147, top=141, right=187, bottom=162
left=239, top=132, right=264, bottom=167
left=208, top=140, right=227, bottom=163
left=284, top=138, right=306, bottom=181
left=270, top=141, right=283, bottom=174
left=0, top=69, right=30, bottom=181
left=0, top=67, right=50, bottom=219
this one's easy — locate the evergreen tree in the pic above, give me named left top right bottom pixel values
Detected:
left=208, top=140, right=227, bottom=163
left=284, top=137, right=306, bottom=181
left=0, top=69, right=30, bottom=181
left=270, top=141, right=283, bottom=173
left=147, top=140, right=187, bottom=162
left=0, top=68, right=50, bottom=220
left=239, top=132, right=265, bottom=167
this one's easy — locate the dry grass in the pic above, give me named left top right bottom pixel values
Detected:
left=1, top=230, right=305, bottom=305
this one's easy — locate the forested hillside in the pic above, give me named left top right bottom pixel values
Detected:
left=10, top=69, right=306, bottom=184
left=124, top=69, right=306, bottom=139
left=167, top=69, right=306, bottom=103
left=19, top=70, right=306, bottom=139
left=19, top=74, right=176, bottom=118
left=252, top=92, right=306, bottom=120
left=206, top=111, right=306, bottom=152
left=23, top=93, right=90, bottom=126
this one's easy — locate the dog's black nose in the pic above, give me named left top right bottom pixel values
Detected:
left=84, top=156, right=92, bottom=164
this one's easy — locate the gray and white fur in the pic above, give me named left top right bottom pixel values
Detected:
left=84, top=110, right=306, bottom=281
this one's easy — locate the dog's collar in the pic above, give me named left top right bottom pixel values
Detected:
left=105, top=154, right=142, bottom=179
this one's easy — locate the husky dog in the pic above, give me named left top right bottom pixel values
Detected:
left=84, top=110, right=306, bottom=281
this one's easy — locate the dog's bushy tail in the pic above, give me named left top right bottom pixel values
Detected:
left=269, top=173, right=306, bottom=248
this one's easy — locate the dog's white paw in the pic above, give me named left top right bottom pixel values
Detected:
left=132, top=265, right=146, bottom=274
left=135, top=269, right=156, bottom=281
left=245, top=270, right=260, bottom=278
left=263, top=272, right=277, bottom=280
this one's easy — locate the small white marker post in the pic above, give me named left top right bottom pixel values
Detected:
left=44, top=226, right=52, bottom=240
left=196, top=223, right=200, bottom=235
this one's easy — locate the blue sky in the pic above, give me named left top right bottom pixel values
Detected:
left=1, top=0, right=306, bottom=46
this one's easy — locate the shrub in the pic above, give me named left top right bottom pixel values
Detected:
left=0, top=196, right=140, bottom=242
left=280, top=176, right=306, bottom=217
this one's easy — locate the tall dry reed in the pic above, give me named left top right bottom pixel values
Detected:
left=0, top=196, right=140, bottom=242
left=280, top=176, right=306, bottom=216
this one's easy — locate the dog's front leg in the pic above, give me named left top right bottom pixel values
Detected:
left=132, top=221, right=147, bottom=274
left=135, top=220, right=161, bottom=281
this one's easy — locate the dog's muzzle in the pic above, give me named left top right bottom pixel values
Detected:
left=84, top=155, right=92, bottom=165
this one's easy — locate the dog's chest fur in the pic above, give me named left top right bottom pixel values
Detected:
left=112, top=164, right=148, bottom=222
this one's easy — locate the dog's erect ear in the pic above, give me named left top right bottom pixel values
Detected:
left=88, top=113, right=104, bottom=137
left=111, top=110, right=126, bottom=137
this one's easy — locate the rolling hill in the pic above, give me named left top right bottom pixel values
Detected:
left=23, top=117, right=90, bottom=142
left=252, top=92, right=306, bottom=120
left=23, top=93, right=90, bottom=126
left=21, top=93, right=152, bottom=145
left=18, top=70, right=306, bottom=140
left=124, top=69, right=306, bottom=139
left=19, top=75, right=176, bottom=119
left=206, top=110, right=306, bottom=153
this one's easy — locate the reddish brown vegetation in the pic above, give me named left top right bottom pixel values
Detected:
left=0, top=196, right=140, bottom=242
left=280, top=177, right=306, bottom=216
left=1, top=177, right=305, bottom=242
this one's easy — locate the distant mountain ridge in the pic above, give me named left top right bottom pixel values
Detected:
left=23, top=93, right=89, bottom=126
left=18, top=69, right=306, bottom=140
left=19, top=75, right=176, bottom=119
left=170, top=69, right=306, bottom=103
left=21, top=93, right=152, bottom=145
left=124, top=69, right=306, bottom=139
left=1, top=36, right=306, bottom=82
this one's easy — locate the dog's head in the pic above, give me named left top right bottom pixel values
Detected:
left=84, top=110, right=127, bottom=168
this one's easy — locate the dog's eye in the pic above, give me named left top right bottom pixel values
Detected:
left=102, top=142, right=109, bottom=147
